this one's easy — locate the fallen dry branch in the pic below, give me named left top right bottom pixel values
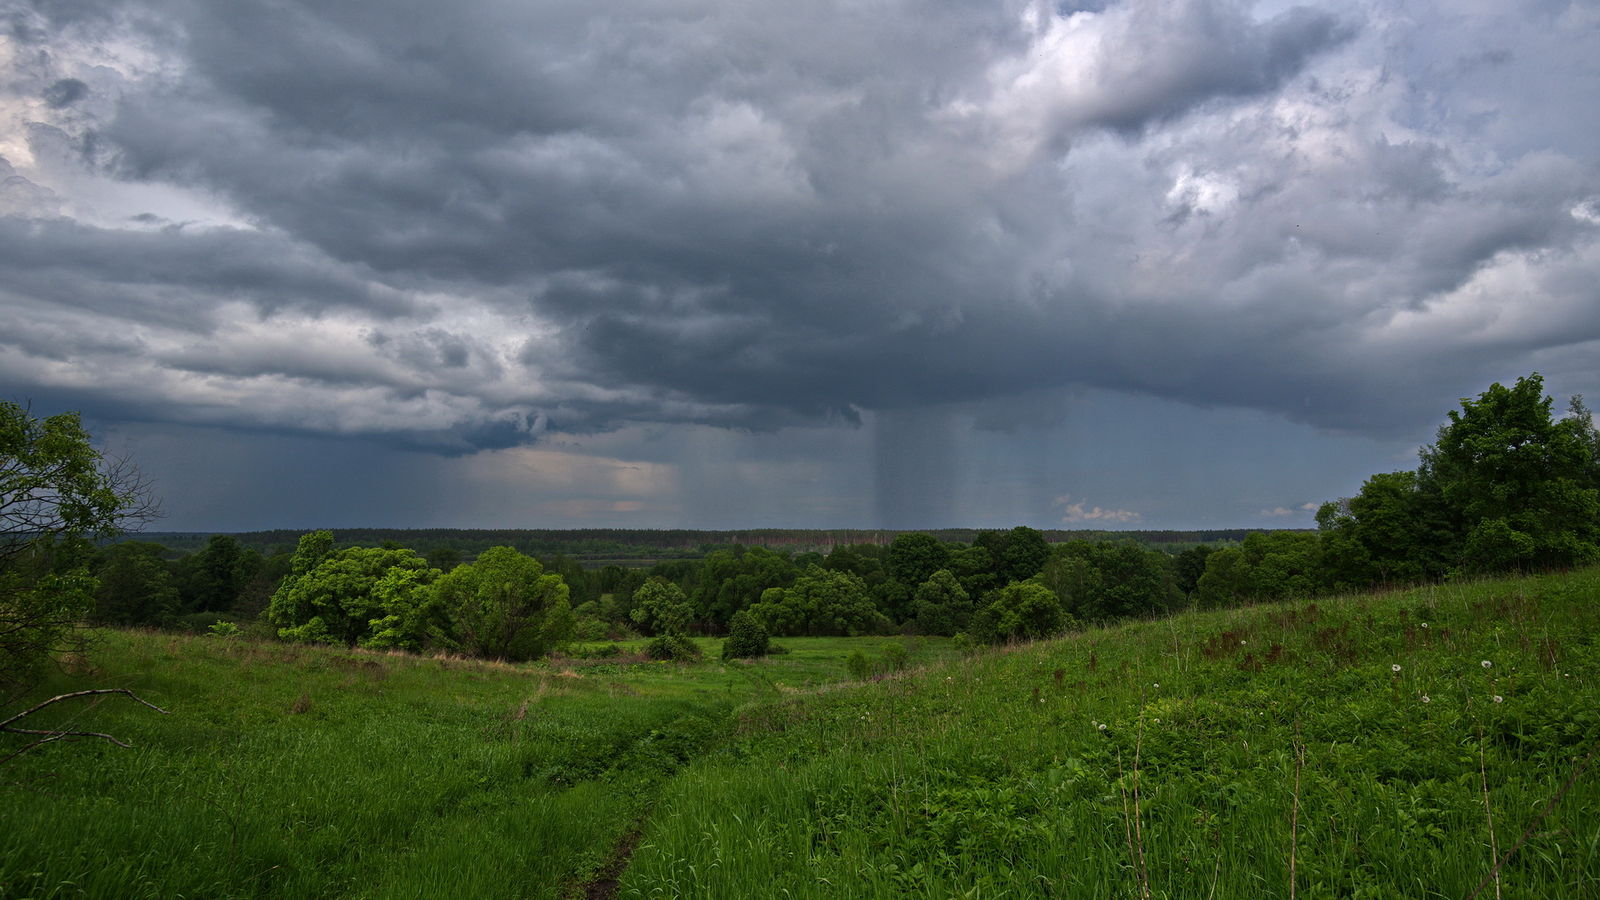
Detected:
left=1, top=688, right=170, bottom=765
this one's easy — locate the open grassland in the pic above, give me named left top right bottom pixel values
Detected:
left=0, top=634, right=951, bottom=898
left=3, top=572, right=1599, bottom=899
left=625, top=571, right=1600, bottom=898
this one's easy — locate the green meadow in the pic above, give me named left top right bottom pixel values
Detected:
left=4, top=571, right=1599, bottom=898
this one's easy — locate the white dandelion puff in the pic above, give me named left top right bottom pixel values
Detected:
left=1493, top=695, right=1504, bottom=703
left=1421, top=695, right=1431, bottom=703
left=1392, top=664, right=1402, bottom=673
left=1481, top=660, right=1492, bottom=669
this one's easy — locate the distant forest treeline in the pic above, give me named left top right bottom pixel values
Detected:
left=137, top=527, right=1259, bottom=561
left=88, top=372, right=1600, bottom=657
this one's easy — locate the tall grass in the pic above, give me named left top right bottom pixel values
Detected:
left=0, top=633, right=951, bottom=898
left=623, top=570, right=1600, bottom=898
left=4, top=573, right=1597, bottom=898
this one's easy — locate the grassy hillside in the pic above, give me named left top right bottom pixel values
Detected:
left=0, top=635, right=949, bottom=898
left=3, top=571, right=1597, bottom=898
left=625, top=570, right=1600, bottom=898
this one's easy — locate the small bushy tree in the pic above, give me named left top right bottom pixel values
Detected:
left=721, top=610, right=769, bottom=659
left=630, top=579, right=693, bottom=636
left=911, top=569, right=970, bottom=636
left=2, top=401, right=156, bottom=696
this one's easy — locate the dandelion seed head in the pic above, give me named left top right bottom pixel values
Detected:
left=1098, top=723, right=1107, bottom=731
left=1392, top=664, right=1402, bottom=673
left=1422, top=695, right=1431, bottom=703
left=1493, top=695, right=1504, bottom=703
left=1481, top=660, right=1492, bottom=668
left=1421, top=622, right=1428, bottom=628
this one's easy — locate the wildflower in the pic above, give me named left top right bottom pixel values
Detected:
left=1241, top=639, right=1247, bottom=645
left=1421, top=622, right=1429, bottom=628
left=1153, top=683, right=1160, bottom=689
left=1481, top=660, right=1492, bottom=669
left=1421, top=695, right=1431, bottom=703
left=1153, top=718, right=1161, bottom=725
left=1098, top=723, right=1107, bottom=731
left=1392, top=664, right=1402, bottom=673
left=1493, top=695, right=1504, bottom=703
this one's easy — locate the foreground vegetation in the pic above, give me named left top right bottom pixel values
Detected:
left=0, top=634, right=951, bottom=898
left=624, top=568, right=1600, bottom=898
left=4, top=569, right=1597, bottom=897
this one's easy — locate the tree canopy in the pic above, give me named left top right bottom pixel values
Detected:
left=1, top=401, right=155, bottom=695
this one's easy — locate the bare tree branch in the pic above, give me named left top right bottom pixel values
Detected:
left=0, top=689, right=170, bottom=766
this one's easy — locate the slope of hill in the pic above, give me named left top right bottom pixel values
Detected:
left=624, top=569, right=1600, bottom=898
left=2, top=570, right=1596, bottom=898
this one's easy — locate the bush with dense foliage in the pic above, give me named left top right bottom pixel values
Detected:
left=971, top=581, right=1071, bottom=644
left=646, top=633, right=701, bottom=661
left=429, top=546, right=574, bottom=662
left=720, top=610, right=770, bottom=659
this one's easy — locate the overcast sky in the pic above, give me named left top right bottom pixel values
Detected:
left=3, top=0, right=1598, bottom=532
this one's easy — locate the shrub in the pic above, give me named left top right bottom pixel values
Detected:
left=721, top=610, right=770, bottom=660
left=846, top=649, right=875, bottom=680
left=206, top=620, right=243, bottom=639
left=882, top=641, right=910, bottom=672
left=646, top=633, right=701, bottom=661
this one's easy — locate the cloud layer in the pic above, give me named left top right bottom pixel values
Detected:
left=3, top=0, right=1599, bottom=525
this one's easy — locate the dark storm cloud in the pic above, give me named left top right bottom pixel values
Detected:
left=43, top=78, right=88, bottom=108
left=2, top=0, right=1599, bottom=460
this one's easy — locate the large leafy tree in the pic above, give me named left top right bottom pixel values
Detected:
left=176, top=535, right=260, bottom=613
left=911, top=568, right=971, bottom=636
left=2, top=401, right=156, bottom=696
left=1195, top=532, right=1322, bottom=606
left=971, top=581, right=1070, bottom=644
left=1036, top=541, right=1179, bottom=622
left=92, top=541, right=179, bottom=627
left=265, top=533, right=440, bottom=647
left=433, top=546, right=573, bottom=661
left=629, top=578, right=693, bottom=636
left=886, top=533, right=949, bottom=587
left=1418, top=374, right=1600, bottom=572
left=747, top=566, right=888, bottom=636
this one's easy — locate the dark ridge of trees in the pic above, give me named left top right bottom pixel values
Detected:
left=130, top=526, right=1259, bottom=562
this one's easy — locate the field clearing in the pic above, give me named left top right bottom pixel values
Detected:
left=0, top=634, right=953, bottom=898
left=3, top=572, right=1599, bottom=898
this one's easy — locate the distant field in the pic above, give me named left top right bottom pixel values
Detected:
left=3, top=571, right=1598, bottom=898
